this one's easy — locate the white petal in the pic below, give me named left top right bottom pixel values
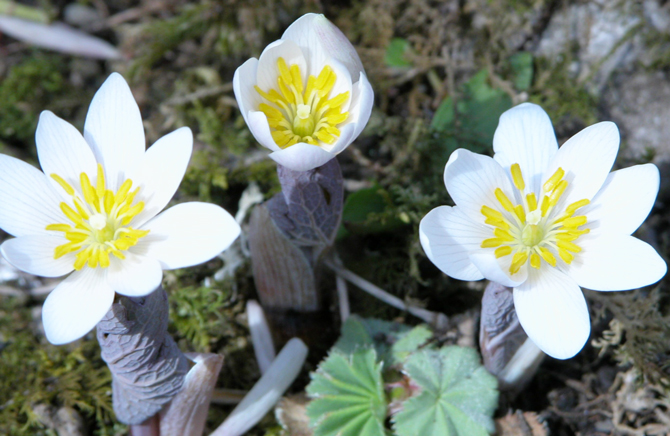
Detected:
left=347, top=72, right=374, bottom=140
left=322, top=122, right=355, bottom=155
left=0, top=155, right=64, bottom=237
left=247, top=111, right=282, bottom=152
left=135, top=202, right=240, bottom=270
left=443, top=149, right=515, bottom=217
left=419, top=206, right=486, bottom=281
left=0, top=17, right=120, bottom=60
left=493, top=103, right=558, bottom=196
left=107, top=251, right=163, bottom=297
left=36, top=111, right=98, bottom=196
left=1, top=235, right=74, bottom=277
left=256, top=40, right=307, bottom=94
left=321, top=58, right=352, bottom=112
left=247, top=300, right=276, bottom=374
left=514, top=267, right=590, bottom=360
left=583, top=164, right=659, bottom=236
left=543, top=122, right=619, bottom=208
left=470, top=250, right=527, bottom=287
left=281, top=13, right=365, bottom=79
left=233, top=58, right=261, bottom=127
left=42, top=268, right=114, bottom=344
left=129, top=127, right=193, bottom=227
left=565, top=234, right=666, bottom=291
left=268, top=142, right=336, bottom=172
left=210, top=338, right=307, bottom=436
left=84, top=73, right=145, bottom=191
left=107, top=252, right=162, bottom=297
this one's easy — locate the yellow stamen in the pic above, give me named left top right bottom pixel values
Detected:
left=548, top=180, right=568, bottom=206
left=50, top=174, right=75, bottom=196
left=543, top=167, right=565, bottom=193
left=530, top=253, right=541, bottom=269
left=510, top=252, right=528, bottom=274
left=495, top=188, right=515, bottom=212
left=46, top=166, right=149, bottom=270
left=566, top=199, right=590, bottom=215
left=481, top=205, right=504, bottom=221
left=255, top=58, right=350, bottom=149
left=480, top=162, right=590, bottom=274
left=562, top=216, right=587, bottom=228
left=495, top=246, right=512, bottom=258
left=514, top=205, right=526, bottom=223
left=494, top=228, right=515, bottom=242
left=510, top=163, right=525, bottom=191
left=526, top=193, right=537, bottom=211
left=557, top=240, right=582, bottom=253
left=538, top=247, right=557, bottom=267
left=558, top=248, right=574, bottom=264
left=481, top=238, right=505, bottom=248
left=485, top=217, right=510, bottom=230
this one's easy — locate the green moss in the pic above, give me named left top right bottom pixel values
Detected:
left=0, top=53, right=72, bottom=145
left=529, top=56, right=598, bottom=130
left=0, top=296, right=120, bottom=435
left=128, top=3, right=222, bottom=79
left=168, top=283, right=235, bottom=353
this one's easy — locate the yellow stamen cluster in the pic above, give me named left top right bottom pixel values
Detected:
left=255, top=57, right=350, bottom=148
left=46, top=164, right=149, bottom=270
left=481, top=163, right=590, bottom=274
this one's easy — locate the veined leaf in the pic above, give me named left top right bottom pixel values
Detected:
left=333, top=316, right=432, bottom=367
left=385, top=38, right=413, bottom=68
left=509, top=52, right=533, bottom=91
left=393, top=347, right=499, bottom=436
left=306, top=349, right=387, bottom=436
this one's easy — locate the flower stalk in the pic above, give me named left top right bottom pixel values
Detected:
left=96, top=286, right=189, bottom=425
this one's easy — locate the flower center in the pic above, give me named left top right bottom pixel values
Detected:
left=255, top=57, right=350, bottom=149
left=46, top=164, right=150, bottom=270
left=480, top=163, right=590, bottom=275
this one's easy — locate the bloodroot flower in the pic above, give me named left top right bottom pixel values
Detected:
left=233, top=13, right=374, bottom=172
left=0, top=73, right=241, bottom=345
left=420, top=103, right=666, bottom=359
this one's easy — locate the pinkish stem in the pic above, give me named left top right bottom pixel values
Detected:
left=129, top=415, right=159, bottom=436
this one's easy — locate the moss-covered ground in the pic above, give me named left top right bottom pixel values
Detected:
left=1, top=0, right=670, bottom=434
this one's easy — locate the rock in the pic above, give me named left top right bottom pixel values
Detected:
left=602, top=69, right=670, bottom=164
left=535, top=1, right=642, bottom=91
left=32, top=404, right=86, bottom=436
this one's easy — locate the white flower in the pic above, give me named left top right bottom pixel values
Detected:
left=233, top=13, right=374, bottom=172
left=420, top=103, right=667, bottom=360
left=0, top=73, right=241, bottom=345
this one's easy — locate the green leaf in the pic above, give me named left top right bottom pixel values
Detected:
left=391, top=324, right=432, bottom=363
left=393, top=347, right=499, bottom=436
left=509, top=52, right=533, bottom=91
left=429, top=69, right=512, bottom=164
left=334, top=316, right=432, bottom=368
left=430, top=96, right=455, bottom=132
left=338, top=185, right=405, bottom=238
left=384, top=38, right=413, bottom=68
left=306, top=349, right=387, bottom=436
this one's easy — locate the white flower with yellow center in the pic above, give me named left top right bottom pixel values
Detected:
left=420, top=103, right=667, bottom=359
left=0, top=73, right=241, bottom=345
left=233, top=13, right=374, bottom=172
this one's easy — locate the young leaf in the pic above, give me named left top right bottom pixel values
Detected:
left=333, top=316, right=432, bottom=367
left=393, top=347, right=499, bottom=436
left=385, top=38, right=413, bottom=68
left=97, top=287, right=190, bottom=425
left=338, top=185, right=405, bottom=238
left=509, top=52, right=534, bottom=91
left=268, top=158, right=344, bottom=262
left=306, top=349, right=387, bottom=436
left=391, top=324, right=432, bottom=363
left=428, top=69, right=512, bottom=170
